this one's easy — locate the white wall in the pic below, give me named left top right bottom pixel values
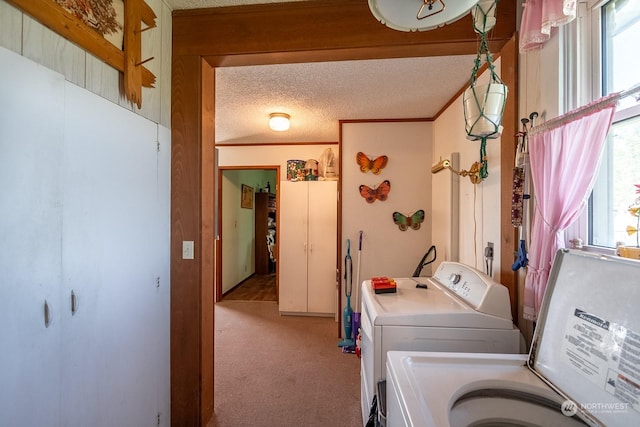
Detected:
left=341, top=121, right=433, bottom=311
left=217, top=144, right=338, bottom=171
left=433, top=60, right=503, bottom=279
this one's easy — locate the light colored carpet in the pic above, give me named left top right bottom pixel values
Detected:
left=208, top=301, right=362, bottom=427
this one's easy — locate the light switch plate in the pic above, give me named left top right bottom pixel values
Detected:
left=182, top=241, right=194, bottom=260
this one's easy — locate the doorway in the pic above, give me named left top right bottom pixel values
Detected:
left=216, top=166, right=280, bottom=303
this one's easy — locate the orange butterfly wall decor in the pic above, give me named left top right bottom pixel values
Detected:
left=356, top=152, right=388, bottom=175
left=359, top=180, right=391, bottom=203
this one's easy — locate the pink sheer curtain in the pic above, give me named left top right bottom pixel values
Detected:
left=520, top=0, right=577, bottom=53
left=523, top=96, right=617, bottom=321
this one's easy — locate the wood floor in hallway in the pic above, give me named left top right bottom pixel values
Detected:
left=223, top=273, right=277, bottom=301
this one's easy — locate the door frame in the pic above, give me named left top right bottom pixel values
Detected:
left=216, top=165, right=280, bottom=303
left=170, top=2, right=518, bottom=425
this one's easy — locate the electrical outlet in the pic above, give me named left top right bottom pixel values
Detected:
left=182, top=241, right=194, bottom=260
left=485, top=242, right=494, bottom=259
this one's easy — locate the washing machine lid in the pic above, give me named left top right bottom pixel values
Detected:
left=529, top=249, right=640, bottom=426
left=362, top=276, right=514, bottom=330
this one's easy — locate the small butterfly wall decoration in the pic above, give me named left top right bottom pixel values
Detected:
left=356, top=152, right=388, bottom=175
left=392, top=210, right=425, bottom=231
left=359, top=180, right=391, bottom=203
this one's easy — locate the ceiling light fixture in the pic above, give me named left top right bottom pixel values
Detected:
left=368, top=0, right=480, bottom=32
left=269, top=113, right=290, bottom=131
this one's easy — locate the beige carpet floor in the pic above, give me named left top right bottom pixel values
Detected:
left=208, top=300, right=362, bottom=427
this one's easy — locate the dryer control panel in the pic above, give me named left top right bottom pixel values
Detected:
left=433, top=262, right=512, bottom=320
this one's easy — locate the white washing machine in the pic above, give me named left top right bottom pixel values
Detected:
left=386, top=250, right=640, bottom=427
left=360, top=261, right=525, bottom=425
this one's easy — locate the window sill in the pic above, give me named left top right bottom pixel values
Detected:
left=573, top=245, right=617, bottom=256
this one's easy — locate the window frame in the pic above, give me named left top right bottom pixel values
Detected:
left=565, top=0, right=640, bottom=254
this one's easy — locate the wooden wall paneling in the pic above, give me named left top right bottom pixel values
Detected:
left=0, top=1, right=22, bottom=54
left=171, top=54, right=215, bottom=426
left=499, top=35, right=519, bottom=323
left=171, top=54, right=202, bottom=426
left=85, top=53, right=121, bottom=105
left=173, top=0, right=517, bottom=66
left=22, top=15, right=85, bottom=87
left=160, top=2, right=173, bottom=129
left=199, top=58, right=216, bottom=427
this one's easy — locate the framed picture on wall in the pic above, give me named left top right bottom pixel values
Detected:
left=241, top=184, right=254, bottom=209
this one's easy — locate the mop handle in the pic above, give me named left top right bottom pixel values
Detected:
left=355, top=231, right=363, bottom=309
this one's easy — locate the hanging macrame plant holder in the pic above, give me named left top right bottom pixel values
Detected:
left=463, top=0, right=507, bottom=180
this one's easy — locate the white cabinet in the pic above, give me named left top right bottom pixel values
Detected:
left=279, top=181, right=337, bottom=315
left=0, top=48, right=170, bottom=427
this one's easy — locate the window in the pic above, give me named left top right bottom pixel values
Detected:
left=588, top=0, right=640, bottom=248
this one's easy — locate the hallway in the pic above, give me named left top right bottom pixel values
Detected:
left=209, top=300, right=361, bottom=427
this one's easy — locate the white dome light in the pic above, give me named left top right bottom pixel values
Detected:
left=269, top=113, right=290, bottom=131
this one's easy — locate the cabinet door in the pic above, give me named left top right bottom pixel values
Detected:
left=0, top=47, right=64, bottom=426
left=307, top=181, right=338, bottom=314
left=60, top=83, right=162, bottom=427
left=278, top=181, right=309, bottom=312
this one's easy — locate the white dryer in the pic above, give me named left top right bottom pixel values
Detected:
left=360, top=261, right=524, bottom=425
left=386, top=250, right=640, bottom=427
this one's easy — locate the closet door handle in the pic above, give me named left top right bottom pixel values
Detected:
left=309, top=243, right=313, bottom=253
left=44, top=300, right=51, bottom=328
left=70, top=290, right=78, bottom=315
left=304, top=242, right=307, bottom=253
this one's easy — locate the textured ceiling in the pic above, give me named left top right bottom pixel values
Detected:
left=214, top=56, right=476, bottom=144
left=167, top=0, right=477, bottom=144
